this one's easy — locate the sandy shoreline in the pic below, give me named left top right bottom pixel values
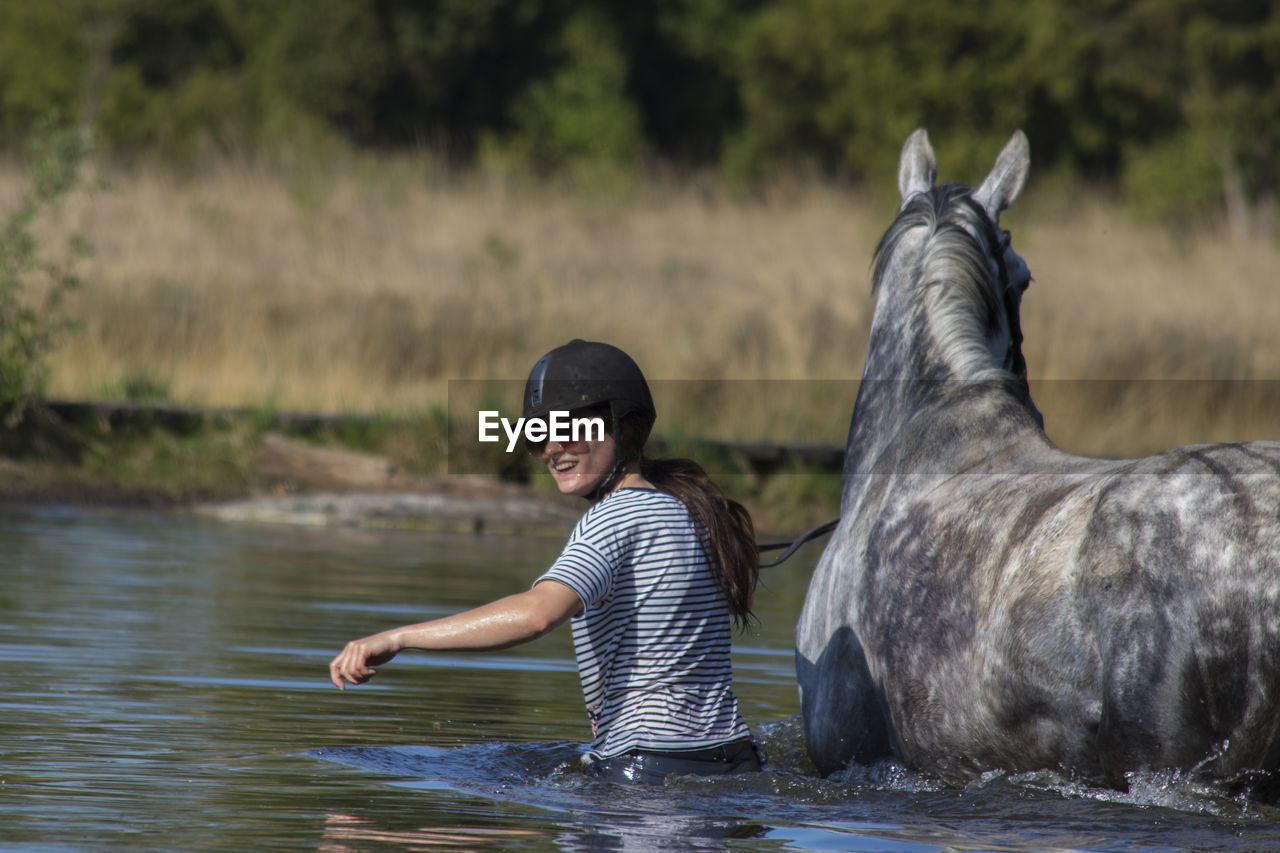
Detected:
left=0, top=435, right=584, bottom=534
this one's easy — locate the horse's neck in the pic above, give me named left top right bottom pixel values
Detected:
left=843, top=364, right=1039, bottom=486
left=845, top=237, right=1030, bottom=470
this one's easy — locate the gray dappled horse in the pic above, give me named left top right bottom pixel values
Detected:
left=796, top=129, right=1280, bottom=791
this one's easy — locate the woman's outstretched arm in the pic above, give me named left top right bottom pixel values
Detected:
left=328, top=579, right=582, bottom=690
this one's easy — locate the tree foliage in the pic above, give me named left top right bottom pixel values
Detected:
left=0, top=120, right=92, bottom=426
left=1, top=0, right=1278, bottom=217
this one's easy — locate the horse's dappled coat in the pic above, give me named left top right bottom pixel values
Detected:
left=796, top=129, right=1280, bottom=790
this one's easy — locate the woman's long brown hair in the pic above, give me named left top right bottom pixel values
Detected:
left=616, top=414, right=759, bottom=630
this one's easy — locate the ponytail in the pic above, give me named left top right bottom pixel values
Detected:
left=639, top=456, right=759, bottom=631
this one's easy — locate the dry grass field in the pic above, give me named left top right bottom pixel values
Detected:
left=6, top=151, right=1280, bottom=465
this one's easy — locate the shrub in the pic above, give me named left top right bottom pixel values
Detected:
left=0, top=120, right=93, bottom=427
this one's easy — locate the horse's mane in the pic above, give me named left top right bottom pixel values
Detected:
left=872, top=182, right=1011, bottom=381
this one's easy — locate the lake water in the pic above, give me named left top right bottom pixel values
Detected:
left=4, top=504, right=1280, bottom=851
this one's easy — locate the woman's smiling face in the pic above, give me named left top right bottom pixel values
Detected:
left=537, top=428, right=620, bottom=498
left=525, top=407, right=618, bottom=498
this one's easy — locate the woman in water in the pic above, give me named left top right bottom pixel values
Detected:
left=329, top=339, right=762, bottom=783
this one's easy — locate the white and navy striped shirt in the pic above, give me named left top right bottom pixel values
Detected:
left=537, top=487, right=751, bottom=759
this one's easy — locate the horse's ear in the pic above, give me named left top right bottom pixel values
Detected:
left=898, top=128, right=936, bottom=206
left=975, top=130, right=1030, bottom=218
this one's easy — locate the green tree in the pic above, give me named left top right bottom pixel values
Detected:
left=0, top=122, right=93, bottom=427
left=729, top=0, right=1055, bottom=186
left=224, top=0, right=572, bottom=158
left=101, top=0, right=252, bottom=160
left=609, top=0, right=762, bottom=165
left=1180, top=0, right=1280, bottom=229
left=3, top=0, right=1279, bottom=227
left=488, top=8, right=642, bottom=188
left=0, top=2, right=90, bottom=143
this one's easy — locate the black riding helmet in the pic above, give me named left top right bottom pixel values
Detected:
left=522, top=339, right=656, bottom=437
left=523, top=340, right=655, bottom=499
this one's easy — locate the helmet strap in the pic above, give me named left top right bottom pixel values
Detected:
left=585, top=459, right=624, bottom=502
left=585, top=418, right=633, bottom=503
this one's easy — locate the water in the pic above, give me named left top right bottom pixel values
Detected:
left=4, top=505, right=1280, bottom=851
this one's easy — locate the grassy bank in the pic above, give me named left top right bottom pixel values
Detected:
left=3, top=152, right=1279, bottom=526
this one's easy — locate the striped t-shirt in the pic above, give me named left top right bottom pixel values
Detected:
left=536, top=487, right=751, bottom=759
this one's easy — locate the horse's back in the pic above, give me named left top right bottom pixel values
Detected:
left=1079, top=440, right=1280, bottom=597
left=800, top=436, right=1280, bottom=781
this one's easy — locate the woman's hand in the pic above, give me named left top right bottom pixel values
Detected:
left=329, top=631, right=402, bottom=690
left=326, top=580, right=582, bottom=690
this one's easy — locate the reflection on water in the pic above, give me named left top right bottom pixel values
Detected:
left=3, top=505, right=1280, bottom=851
left=320, top=812, right=543, bottom=851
